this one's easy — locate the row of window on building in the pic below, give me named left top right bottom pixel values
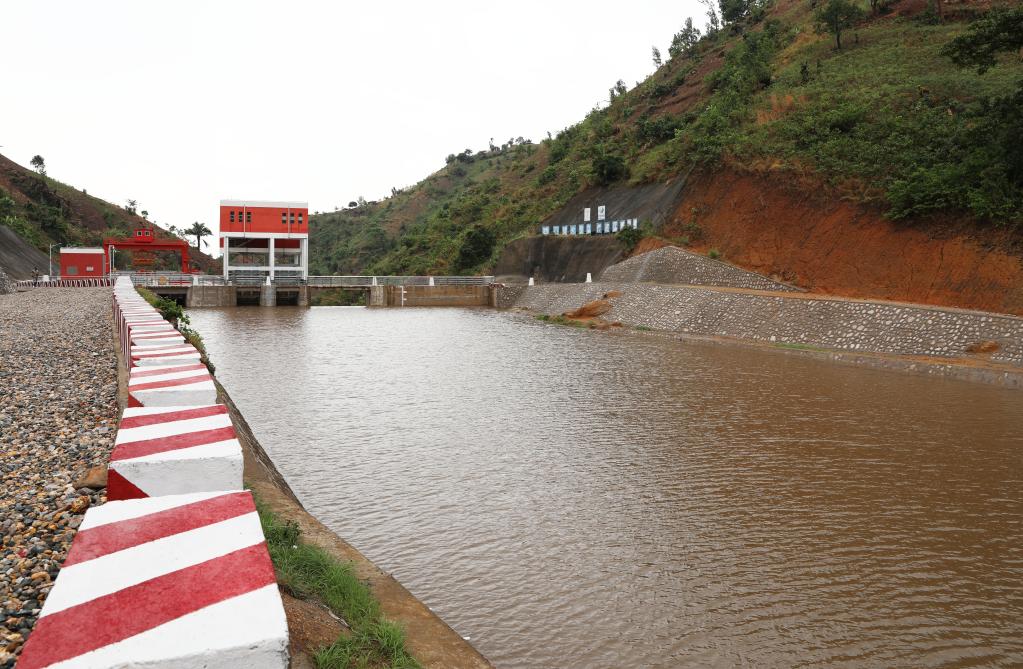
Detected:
left=541, top=219, right=639, bottom=236
left=227, top=210, right=305, bottom=225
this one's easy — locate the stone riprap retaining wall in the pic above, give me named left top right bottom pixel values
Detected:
left=600, top=246, right=801, bottom=292
left=0, top=289, right=119, bottom=668
left=513, top=282, right=1023, bottom=367
left=16, top=279, right=288, bottom=669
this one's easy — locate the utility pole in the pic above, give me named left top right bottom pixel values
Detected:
left=48, top=243, right=59, bottom=278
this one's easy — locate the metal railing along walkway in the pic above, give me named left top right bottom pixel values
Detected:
left=306, top=276, right=494, bottom=287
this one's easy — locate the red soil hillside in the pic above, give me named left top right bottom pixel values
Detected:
left=665, top=167, right=1023, bottom=315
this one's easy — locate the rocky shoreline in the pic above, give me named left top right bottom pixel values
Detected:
left=0, top=289, right=118, bottom=667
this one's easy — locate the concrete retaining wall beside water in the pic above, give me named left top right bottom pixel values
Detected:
left=512, top=282, right=1023, bottom=367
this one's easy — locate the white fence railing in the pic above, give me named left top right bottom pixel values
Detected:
left=306, top=276, right=494, bottom=287
left=16, top=278, right=114, bottom=289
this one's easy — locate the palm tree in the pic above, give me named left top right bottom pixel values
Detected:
left=184, top=221, right=212, bottom=250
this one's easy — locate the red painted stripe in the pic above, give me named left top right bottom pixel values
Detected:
left=106, top=468, right=148, bottom=501
left=111, top=426, right=237, bottom=461
left=132, top=349, right=198, bottom=359
left=129, top=374, right=212, bottom=393
left=18, top=543, right=275, bottom=669
left=130, top=363, right=206, bottom=378
left=119, top=405, right=227, bottom=429
left=64, top=492, right=253, bottom=566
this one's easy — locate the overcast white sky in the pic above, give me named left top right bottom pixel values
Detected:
left=3, top=1, right=704, bottom=245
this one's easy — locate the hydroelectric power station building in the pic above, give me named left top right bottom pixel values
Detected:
left=219, top=200, right=309, bottom=282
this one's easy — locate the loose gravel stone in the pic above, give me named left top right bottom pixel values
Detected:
left=0, top=288, right=118, bottom=668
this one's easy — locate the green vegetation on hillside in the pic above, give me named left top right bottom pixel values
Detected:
left=0, top=154, right=219, bottom=273
left=310, top=0, right=1023, bottom=276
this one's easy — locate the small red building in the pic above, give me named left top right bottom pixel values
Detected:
left=59, top=247, right=105, bottom=278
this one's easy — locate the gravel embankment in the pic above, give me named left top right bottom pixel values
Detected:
left=0, top=288, right=119, bottom=667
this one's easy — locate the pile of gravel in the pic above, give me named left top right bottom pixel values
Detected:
left=599, top=245, right=800, bottom=292
left=0, top=288, right=118, bottom=667
left=0, top=269, right=14, bottom=295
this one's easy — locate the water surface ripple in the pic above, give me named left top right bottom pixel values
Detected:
left=189, top=307, right=1023, bottom=668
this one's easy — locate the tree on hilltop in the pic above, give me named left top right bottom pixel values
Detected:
left=669, top=18, right=702, bottom=59
left=30, top=155, right=46, bottom=176
left=815, top=0, right=866, bottom=50
left=652, top=46, right=663, bottom=67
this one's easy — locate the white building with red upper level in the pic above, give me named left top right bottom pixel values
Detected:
left=219, top=200, right=308, bottom=282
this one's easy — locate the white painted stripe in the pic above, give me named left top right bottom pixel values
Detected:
left=116, top=413, right=232, bottom=444
left=131, top=337, right=186, bottom=348
left=118, top=439, right=240, bottom=464
left=121, top=405, right=214, bottom=418
left=79, top=491, right=227, bottom=531
left=49, top=585, right=288, bottom=669
left=132, top=345, right=196, bottom=355
left=133, top=354, right=202, bottom=367
left=41, top=513, right=262, bottom=616
left=129, top=382, right=218, bottom=407
left=122, top=450, right=243, bottom=497
left=129, top=368, right=208, bottom=385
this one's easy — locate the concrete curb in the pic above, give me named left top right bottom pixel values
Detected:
left=128, top=362, right=217, bottom=407
left=17, top=491, right=287, bottom=669
left=108, top=404, right=243, bottom=499
left=18, top=278, right=289, bottom=668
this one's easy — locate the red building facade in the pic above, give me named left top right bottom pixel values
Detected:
left=218, top=200, right=308, bottom=281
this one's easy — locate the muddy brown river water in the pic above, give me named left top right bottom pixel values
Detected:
left=188, top=306, right=1023, bottom=669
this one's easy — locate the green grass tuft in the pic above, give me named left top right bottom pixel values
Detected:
left=255, top=498, right=420, bottom=669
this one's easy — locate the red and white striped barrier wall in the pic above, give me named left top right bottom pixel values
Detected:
left=108, top=405, right=242, bottom=499
left=16, top=278, right=115, bottom=289
left=17, top=491, right=289, bottom=669
left=128, top=363, right=217, bottom=408
left=130, top=343, right=202, bottom=368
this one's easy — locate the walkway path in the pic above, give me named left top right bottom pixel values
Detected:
left=0, top=288, right=118, bottom=667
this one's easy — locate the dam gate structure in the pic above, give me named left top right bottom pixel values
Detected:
left=125, top=273, right=497, bottom=307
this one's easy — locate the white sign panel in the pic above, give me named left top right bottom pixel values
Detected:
left=597, top=205, right=606, bottom=221
left=583, top=208, right=591, bottom=222
left=542, top=226, right=550, bottom=235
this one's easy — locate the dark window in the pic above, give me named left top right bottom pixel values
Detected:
left=281, top=212, right=287, bottom=224
left=230, top=211, right=235, bottom=223
left=246, top=212, right=252, bottom=223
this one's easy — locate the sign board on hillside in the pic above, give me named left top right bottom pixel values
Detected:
left=583, top=207, right=591, bottom=222
left=597, top=205, right=606, bottom=221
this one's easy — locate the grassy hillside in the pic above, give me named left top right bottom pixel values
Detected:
left=310, top=0, right=1022, bottom=276
left=0, top=153, right=218, bottom=273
